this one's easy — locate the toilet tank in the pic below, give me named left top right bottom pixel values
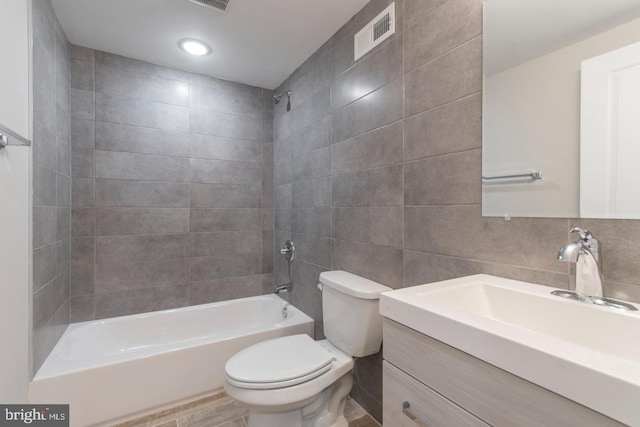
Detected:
left=319, top=271, right=392, bottom=357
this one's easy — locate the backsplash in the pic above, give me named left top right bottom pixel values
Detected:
left=68, top=47, right=274, bottom=321
left=32, top=0, right=71, bottom=374
left=273, top=0, right=640, bottom=420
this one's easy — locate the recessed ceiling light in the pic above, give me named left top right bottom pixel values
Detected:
left=179, top=38, right=211, bottom=56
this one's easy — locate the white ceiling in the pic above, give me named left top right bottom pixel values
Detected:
left=485, top=0, right=640, bottom=75
left=51, top=0, right=371, bottom=89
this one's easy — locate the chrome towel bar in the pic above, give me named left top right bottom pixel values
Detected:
left=0, top=122, right=31, bottom=149
left=482, top=171, right=542, bottom=181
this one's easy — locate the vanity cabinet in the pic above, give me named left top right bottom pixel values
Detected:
left=384, top=361, right=488, bottom=427
left=382, top=319, right=624, bottom=427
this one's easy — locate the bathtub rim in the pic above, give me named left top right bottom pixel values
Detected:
left=33, top=294, right=309, bottom=380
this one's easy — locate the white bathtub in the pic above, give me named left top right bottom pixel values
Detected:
left=29, top=295, right=314, bottom=426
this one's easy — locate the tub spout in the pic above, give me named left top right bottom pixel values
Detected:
left=274, top=282, right=293, bottom=294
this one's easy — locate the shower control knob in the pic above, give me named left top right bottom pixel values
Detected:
left=280, top=240, right=295, bottom=262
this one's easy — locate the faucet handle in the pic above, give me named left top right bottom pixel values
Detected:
left=570, top=227, right=592, bottom=243
left=280, top=240, right=295, bottom=262
left=569, top=228, right=600, bottom=259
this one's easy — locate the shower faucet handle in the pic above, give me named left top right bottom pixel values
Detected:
left=280, top=240, right=295, bottom=262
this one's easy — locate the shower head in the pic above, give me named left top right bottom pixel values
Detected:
left=273, top=90, right=292, bottom=112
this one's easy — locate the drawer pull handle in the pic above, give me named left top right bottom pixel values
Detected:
left=402, top=401, right=430, bottom=427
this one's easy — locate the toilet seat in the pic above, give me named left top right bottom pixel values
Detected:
left=225, top=334, right=336, bottom=390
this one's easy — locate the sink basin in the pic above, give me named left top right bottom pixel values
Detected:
left=380, top=274, right=640, bottom=426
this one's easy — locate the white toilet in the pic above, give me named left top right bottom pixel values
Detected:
left=224, top=270, right=391, bottom=427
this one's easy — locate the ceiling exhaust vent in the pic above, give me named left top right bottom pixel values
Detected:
left=354, top=3, right=395, bottom=61
left=189, top=0, right=230, bottom=12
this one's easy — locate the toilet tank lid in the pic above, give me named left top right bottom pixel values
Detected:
left=319, top=270, right=392, bottom=299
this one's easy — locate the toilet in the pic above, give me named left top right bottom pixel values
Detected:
left=224, top=270, right=391, bottom=427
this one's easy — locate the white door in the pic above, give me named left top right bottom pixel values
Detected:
left=581, top=40, right=640, bottom=218
left=0, top=0, right=31, bottom=402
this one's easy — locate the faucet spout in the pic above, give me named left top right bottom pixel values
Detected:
left=556, top=242, right=582, bottom=262
left=274, top=282, right=293, bottom=294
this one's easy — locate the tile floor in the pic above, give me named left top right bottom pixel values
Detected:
left=113, top=392, right=380, bottom=427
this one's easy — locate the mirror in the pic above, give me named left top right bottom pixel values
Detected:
left=482, top=0, right=640, bottom=218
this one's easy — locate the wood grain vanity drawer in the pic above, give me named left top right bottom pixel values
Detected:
left=384, top=361, right=489, bottom=427
left=383, top=319, right=623, bottom=427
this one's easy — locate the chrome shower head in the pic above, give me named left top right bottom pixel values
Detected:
left=273, top=90, right=292, bottom=112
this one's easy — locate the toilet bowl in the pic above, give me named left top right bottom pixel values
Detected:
left=225, top=335, right=355, bottom=426
left=224, top=271, right=391, bottom=427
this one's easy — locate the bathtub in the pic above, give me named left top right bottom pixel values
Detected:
left=29, top=295, right=314, bottom=426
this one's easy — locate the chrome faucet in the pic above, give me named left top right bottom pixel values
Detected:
left=557, top=227, right=600, bottom=263
left=554, top=227, right=637, bottom=311
left=274, top=240, right=295, bottom=295
left=274, top=282, right=293, bottom=294
left=556, top=227, right=604, bottom=297
left=280, top=240, right=295, bottom=262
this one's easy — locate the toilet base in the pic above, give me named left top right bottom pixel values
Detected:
left=246, top=373, right=353, bottom=427
left=248, top=409, right=304, bottom=427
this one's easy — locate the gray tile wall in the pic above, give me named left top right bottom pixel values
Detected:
left=69, top=47, right=274, bottom=322
left=273, top=0, right=640, bottom=421
left=32, top=0, right=71, bottom=374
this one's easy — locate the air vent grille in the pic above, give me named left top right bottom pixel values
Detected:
left=354, top=3, right=395, bottom=61
left=189, top=0, right=230, bottom=12
left=373, top=14, right=391, bottom=41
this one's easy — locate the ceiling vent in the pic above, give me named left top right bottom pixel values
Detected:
left=189, top=0, right=230, bottom=12
left=354, top=3, right=395, bottom=61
